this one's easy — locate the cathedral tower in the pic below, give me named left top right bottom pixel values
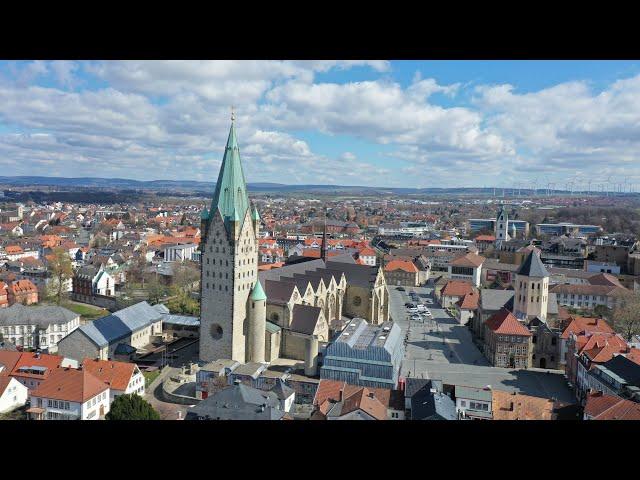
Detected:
left=199, top=114, right=265, bottom=363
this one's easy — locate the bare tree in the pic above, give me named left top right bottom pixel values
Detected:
left=612, top=292, right=640, bottom=341
left=48, top=247, right=73, bottom=305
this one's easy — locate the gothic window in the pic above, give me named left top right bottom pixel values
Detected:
left=226, top=260, right=228, bottom=266
left=353, top=296, right=362, bottom=306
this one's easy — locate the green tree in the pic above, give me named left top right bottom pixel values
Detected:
left=48, top=247, right=73, bottom=305
left=105, top=394, right=160, bottom=420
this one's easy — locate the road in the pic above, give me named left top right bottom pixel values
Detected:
left=388, top=285, right=488, bottom=378
left=388, top=284, right=574, bottom=403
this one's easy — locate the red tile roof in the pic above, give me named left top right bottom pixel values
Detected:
left=450, top=252, right=485, bottom=268
left=475, top=235, right=496, bottom=242
left=485, top=308, right=532, bottom=336
left=0, top=351, right=22, bottom=375
left=561, top=316, right=613, bottom=339
left=30, top=367, right=108, bottom=403
left=492, top=390, right=556, bottom=420
left=81, top=358, right=136, bottom=392
left=10, top=279, right=37, bottom=294
left=384, top=260, right=418, bottom=273
left=5, top=245, right=24, bottom=254
left=584, top=391, right=640, bottom=420
left=10, top=352, right=63, bottom=379
left=456, top=291, right=479, bottom=310
left=587, top=273, right=623, bottom=287
left=441, top=280, right=474, bottom=298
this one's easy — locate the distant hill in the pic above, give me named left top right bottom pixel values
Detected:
left=0, top=175, right=560, bottom=196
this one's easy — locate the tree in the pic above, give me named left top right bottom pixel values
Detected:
left=105, top=394, right=160, bottom=420
left=612, top=292, right=640, bottom=341
left=593, top=304, right=612, bottom=319
left=48, top=247, right=73, bottom=305
left=145, top=274, right=168, bottom=305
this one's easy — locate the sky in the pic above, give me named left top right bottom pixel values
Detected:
left=0, top=60, right=639, bottom=189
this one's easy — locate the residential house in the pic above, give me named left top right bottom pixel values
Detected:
left=454, top=291, right=479, bottom=326
left=570, top=332, right=630, bottom=404
left=81, top=358, right=145, bottom=402
left=584, top=353, right=640, bottom=402
left=0, top=351, right=63, bottom=391
left=0, top=376, right=29, bottom=413
left=27, top=367, right=110, bottom=420
left=440, top=280, right=475, bottom=309
left=448, top=252, right=485, bottom=287
left=455, top=385, right=493, bottom=419
left=560, top=315, right=613, bottom=370
left=404, top=379, right=456, bottom=420
left=583, top=391, right=640, bottom=420
left=491, top=390, right=557, bottom=420
left=7, top=279, right=38, bottom=306
left=185, top=382, right=288, bottom=420
left=313, top=379, right=405, bottom=420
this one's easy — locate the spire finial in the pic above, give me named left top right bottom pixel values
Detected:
left=231, top=105, right=236, bottom=124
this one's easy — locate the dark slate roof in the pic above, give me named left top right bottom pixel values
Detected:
left=404, top=378, right=432, bottom=399
left=601, top=354, right=640, bottom=387
left=0, top=304, right=78, bottom=327
left=76, top=265, right=98, bottom=280
left=186, top=383, right=285, bottom=421
left=411, top=388, right=457, bottom=420
left=269, top=380, right=295, bottom=400
left=77, top=301, right=162, bottom=348
left=516, top=251, right=550, bottom=278
left=258, top=258, right=326, bottom=283
left=480, top=289, right=515, bottom=311
left=325, top=261, right=378, bottom=288
left=264, top=279, right=298, bottom=304
left=290, top=304, right=323, bottom=336
left=290, top=273, right=325, bottom=290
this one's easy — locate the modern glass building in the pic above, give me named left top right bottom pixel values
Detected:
left=536, top=223, right=602, bottom=236
left=320, top=318, right=404, bottom=390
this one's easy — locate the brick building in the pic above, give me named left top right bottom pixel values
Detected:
left=483, top=308, right=533, bottom=369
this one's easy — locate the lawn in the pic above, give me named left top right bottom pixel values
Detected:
left=61, top=302, right=109, bottom=321
left=143, top=370, right=161, bottom=389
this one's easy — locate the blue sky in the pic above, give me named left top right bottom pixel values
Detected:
left=0, top=60, right=639, bottom=189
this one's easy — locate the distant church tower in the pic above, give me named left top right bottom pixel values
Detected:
left=513, top=250, right=550, bottom=322
left=199, top=112, right=266, bottom=364
left=494, top=204, right=510, bottom=248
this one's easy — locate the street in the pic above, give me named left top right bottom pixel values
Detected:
left=388, top=285, right=488, bottom=378
left=388, top=283, right=574, bottom=403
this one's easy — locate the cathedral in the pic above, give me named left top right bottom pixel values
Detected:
left=199, top=116, right=390, bottom=375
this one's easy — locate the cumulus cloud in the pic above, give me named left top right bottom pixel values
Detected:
left=0, top=60, right=639, bottom=187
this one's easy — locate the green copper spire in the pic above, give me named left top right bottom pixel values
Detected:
left=251, top=203, right=260, bottom=222
left=210, top=116, right=250, bottom=231
left=250, top=279, right=267, bottom=301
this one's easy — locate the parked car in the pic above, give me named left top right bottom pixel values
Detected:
left=408, top=307, right=419, bottom=314
left=424, top=310, right=432, bottom=317
left=425, top=298, right=433, bottom=304
left=396, top=286, right=406, bottom=291
left=410, top=315, right=421, bottom=321
left=417, top=304, right=427, bottom=312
